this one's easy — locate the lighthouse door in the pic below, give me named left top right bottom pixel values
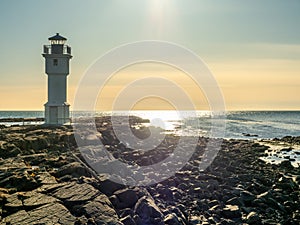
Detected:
left=49, top=107, right=58, bottom=124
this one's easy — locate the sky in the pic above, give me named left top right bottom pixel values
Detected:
left=0, top=0, right=299, bottom=110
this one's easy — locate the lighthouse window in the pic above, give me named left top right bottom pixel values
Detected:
left=53, top=59, right=58, bottom=66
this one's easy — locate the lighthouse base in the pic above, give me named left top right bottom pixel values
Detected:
left=44, top=103, right=70, bottom=125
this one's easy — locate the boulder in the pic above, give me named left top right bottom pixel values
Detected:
left=114, top=188, right=139, bottom=209
left=134, top=196, right=164, bottom=225
left=82, top=195, right=123, bottom=225
left=98, top=175, right=125, bottom=196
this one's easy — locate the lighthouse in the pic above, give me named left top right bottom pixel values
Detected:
left=42, top=33, right=72, bottom=125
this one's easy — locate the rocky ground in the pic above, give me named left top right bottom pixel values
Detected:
left=0, top=117, right=299, bottom=225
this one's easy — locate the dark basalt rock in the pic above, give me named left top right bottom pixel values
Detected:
left=164, top=213, right=183, bottom=225
left=113, top=188, right=139, bottom=209
left=134, top=196, right=164, bottom=225
left=97, top=175, right=126, bottom=196
left=240, top=190, right=256, bottom=204
left=221, top=205, right=241, bottom=219
left=120, top=215, right=136, bottom=225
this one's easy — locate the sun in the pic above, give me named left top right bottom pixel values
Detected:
left=150, top=0, right=171, bottom=15
left=151, top=0, right=167, bottom=11
left=147, top=0, right=173, bottom=36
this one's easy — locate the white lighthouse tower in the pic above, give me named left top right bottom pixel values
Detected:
left=42, top=33, right=72, bottom=125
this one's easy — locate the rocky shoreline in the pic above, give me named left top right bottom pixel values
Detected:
left=0, top=117, right=299, bottom=225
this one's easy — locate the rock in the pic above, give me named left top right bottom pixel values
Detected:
left=276, top=176, right=297, bottom=191
left=280, top=161, right=294, bottom=170
left=23, top=192, right=58, bottom=207
left=156, top=184, right=174, bottom=201
left=240, top=190, right=256, bottom=204
left=169, top=205, right=188, bottom=223
left=0, top=171, right=39, bottom=191
left=1, top=121, right=300, bottom=224
left=266, top=197, right=284, bottom=210
left=119, top=208, right=134, bottom=218
left=74, top=216, right=89, bottom=224
left=97, top=175, right=126, bottom=196
left=82, top=195, right=123, bottom=225
left=24, top=136, right=49, bottom=151
left=177, top=182, right=188, bottom=191
left=208, top=203, right=222, bottom=215
left=5, top=191, right=58, bottom=209
left=222, top=205, right=241, bottom=219
left=189, top=215, right=209, bottom=225
left=2, top=202, right=76, bottom=224
left=208, top=199, right=220, bottom=208
left=120, top=215, right=136, bottom=225
left=134, top=196, right=164, bottom=225
left=51, top=182, right=99, bottom=203
left=55, top=162, right=91, bottom=178
left=114, top=188, right=139, bottom=209
left=5, top=193, right=23, bottom=208
left=0, top=142, right=21, bottom=158
left=226, top=197, right=243, bottom=206
left=35, top=171, right=58, bottom=185
left=164, top=213, right=182, bottom=225
left=246, top=211, right=261, bottom=224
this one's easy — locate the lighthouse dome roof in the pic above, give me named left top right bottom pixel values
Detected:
left=48, top=33, right=67, bottom=41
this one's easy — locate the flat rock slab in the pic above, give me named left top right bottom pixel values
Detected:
left=1, top=202, right=76, bottom=225
left=24, top=192, right=59, bottom=207
left=35, top=171, right=58, bottom=185
left=5, top=191, right=59, bottom=208
left=0, top=158, right=27, bottom=171
left=51, top=182, right=99, bottom=203
left=5, top=193, right=23, bottom=208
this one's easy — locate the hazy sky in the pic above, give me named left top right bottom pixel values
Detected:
left=0, top=0, right=299, bottom=110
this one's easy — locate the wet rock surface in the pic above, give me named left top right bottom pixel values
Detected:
left=0, top=118, right=299, bottom=224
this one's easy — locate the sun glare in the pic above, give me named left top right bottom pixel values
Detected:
left=148, top=0, right=173, bottom=36
left=151, top=0, right=167, bottom=11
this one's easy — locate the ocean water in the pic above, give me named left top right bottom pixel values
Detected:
left=1, top=110, right=300, bottom=140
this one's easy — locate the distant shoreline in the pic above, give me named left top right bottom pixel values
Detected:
left=1, top=111, right=300, bottom=140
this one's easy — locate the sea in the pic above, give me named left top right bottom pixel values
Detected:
left=1, top=110, right=300, bottom=140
